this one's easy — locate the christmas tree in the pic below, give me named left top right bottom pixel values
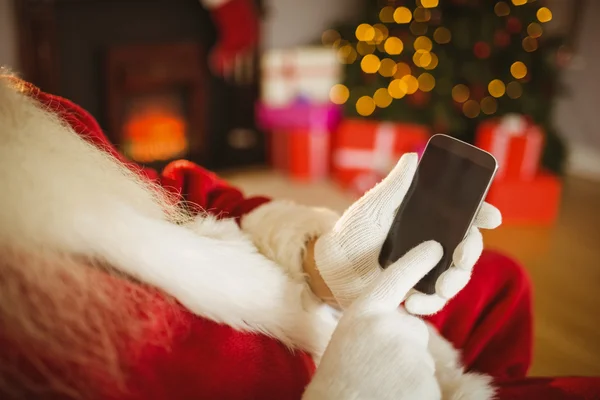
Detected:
left=324, top=0, right=567, bottom=173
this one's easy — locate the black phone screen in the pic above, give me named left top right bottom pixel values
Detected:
left=378, top=135, right=497, bottom=295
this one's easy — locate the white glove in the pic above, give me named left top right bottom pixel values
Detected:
left=303, top=241, right=443, bottom=400
left=314, top=153, right=501, bottom=314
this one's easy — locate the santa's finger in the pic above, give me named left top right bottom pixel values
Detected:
left=435, top=267, right=471, bottom=299
left=453, top=226, right=483, bottom=271
left=404, top=292, right=447, bottom=316
left=473, top=202, right=502, bottom=229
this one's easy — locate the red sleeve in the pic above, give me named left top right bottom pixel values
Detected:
left=21, top=78, right=270, bottom=220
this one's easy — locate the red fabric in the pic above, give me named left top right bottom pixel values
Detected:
left=426, top=250, right=533, bottom=379
left=209, top=0, right=259, bottom=75
left=12, top=81, right=600, bottom=399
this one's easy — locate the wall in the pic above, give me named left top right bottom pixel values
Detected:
left=553, top=1, right=600, bottom=180
left=0, top=0, right=18, bottom=69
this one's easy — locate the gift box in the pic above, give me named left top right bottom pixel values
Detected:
left=475, top=114, right=544, bottom=181
left=486, top=172, right=562, bottom=225
left=256, top=101, right=342, bottom=181
left=261, top=47, right=342, bottom=107
left=332, top=119, right=430, bottom=194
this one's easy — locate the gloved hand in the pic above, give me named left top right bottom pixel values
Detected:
left=303, top=241, right=443, bottom=400
left=314, top=153, right=501, bottom=314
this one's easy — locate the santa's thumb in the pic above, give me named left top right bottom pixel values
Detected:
left=357, top=241, right=443, bottom=311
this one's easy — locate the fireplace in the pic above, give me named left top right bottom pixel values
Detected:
left=15, top=0, right=265, bottom=170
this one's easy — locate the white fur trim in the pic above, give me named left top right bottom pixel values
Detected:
left=0, top=80, right=335, bottom=358
left=241, top=200, right=340, bottom=283
left=426, top=323, right=495, bottom=400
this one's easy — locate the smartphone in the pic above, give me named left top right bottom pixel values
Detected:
left=378, top=134, right=498, bottom=295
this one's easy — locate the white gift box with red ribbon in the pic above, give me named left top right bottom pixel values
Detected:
left=475, top=114, right=544, bottom=181
left=261, top=47, right=342, bottom=107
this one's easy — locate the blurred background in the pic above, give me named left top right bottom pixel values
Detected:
left=1, top=0, right=599, bottom=377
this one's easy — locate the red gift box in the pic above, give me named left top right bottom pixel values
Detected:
left=331, top=119, right=430, bottom=194
left=486, top=172, right=562, bottom=225
left=475, top=115, right=544, bottom=181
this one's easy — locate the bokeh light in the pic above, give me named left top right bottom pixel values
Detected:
left=434, top=27, right=451, bottom=44
left=510, top=61, right=528, bottom=79
left=355, top=24, right=375, bottom=42
left=507, top=81, right=523, bottom=98
left=522, top=36, right=538, bottom=52
left=488, top=79, right=506, bottom=98
left=414, top=7, right=432, bottom=22
left=321, top=30, right=341, bottom=46
left=384, top=37, right=404, bottom=55
left=357, top=41, right=376, bottom=55
left=463, top=100, right=481, bottom=118
left=402, top=74, right=419, bottom=94
left=374, top=88, right=393, bottom=108
left=379, top=58, right=398, bottom=77
left=394, top=62, right=412, bottom=78
left=394, top=7, right=412, bottom=24
left=421, top=0, right=439, bottom=8
left=361, top=54, right=381, bottom=73
left=329, top=84, right=350, bottom=105
left=388, top=79, right=408, bottom=99
left=356, top=96, right=376, bottom=116
left=480, top=96, right=497, bottom=115
left=337, top=45, right=357, bottom=64
left=527, top=23, right=543, bottom=38
left=414, top=36, right=433, bottom=51
left=511, top=0, right=527, bottom=6
left=424, top=52, right=438, bottom=70
left=452, top=84, right=470, bottom=103
left=373, top=24, right=389, bottom=44
left=494, top=2, right=510, bottom=16
left=418, top=73, right=436, bottom=92
left=537, top=7, right=553, bottom=23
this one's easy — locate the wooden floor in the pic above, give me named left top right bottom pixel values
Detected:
left=224, top=169, right=600, bottom=377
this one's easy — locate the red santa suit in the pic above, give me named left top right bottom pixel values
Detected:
left=1, top=77, right=600, bottom=400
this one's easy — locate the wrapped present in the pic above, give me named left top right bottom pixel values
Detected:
left=256, top=101, right=342, bottom=181
left=475, top=114, right=544, bottom=181
left=261, top=47, right=342, bottom=107
left=486, top=172, right=562, bottom=225
left=332, top=119, right=430, bottom=194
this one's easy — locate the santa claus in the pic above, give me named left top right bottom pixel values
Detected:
left=1, top=73, right=599, bottom=399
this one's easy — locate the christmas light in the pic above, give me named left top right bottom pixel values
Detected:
left=329, top=84, right=350, bottom=104
left=394, top=62, right=412, bottom=78
left=507, top=81, right=523, bottom=98
left=361, top=54, right=381, bottom=73
left=418, top=73, right=435, bottom=92
left=401, top=75, right=419, bottom=94
left=321, top=29, right=341, bottom=46
left=388, top=79, right=408, bottom=99
left=384, top=37, right=404, bottom=55
left=463, top=100, right=480, bottom=118
left=337, top=45, right=357, bottom=64
left=420, top=0, right=439, bottom=8
left=373, top=24, right=389, bottom=44
left=356, top=24, right=376, bottom=41
left=424, top=52, right=438, bottom=70
left=522, top=36, right=538, bottom=52
left=394, top=7, right=412, bottom=24
left=433, top=27, right=451, bottom=44
left=510, top=61, right=528, bottom=79
left=413, top=50, right=432, bottom=68
left=357, top=41, right=376, bottom=55
left=494, top=2, right=510, bottom=16
left=379, top=58, right=398, bottom=77
left=480, top=96, right=497, bottom=115
left=374, top=88, right=393, bottom=108
left=488, top=79, right=506, bottom=98
left=356, top=96, right=376, bottom=116
left=410, top=21, right=428, bottom=35
left=452, top=84, right=470, bottom=103
left=511, top=0, right=527, bottom=6
left=414, top=36, right=433, bottom=51
left=527, top=23, right=543, bottom=38
left=537, top=7, right=553, bottom=23
left=414, top=7, right=431, bottom=22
